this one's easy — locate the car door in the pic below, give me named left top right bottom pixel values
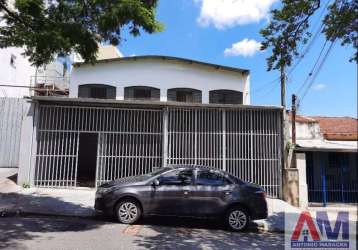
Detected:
left=148, top=168, right=194, bottom=216
left=190, top=169, right=234, bottom=216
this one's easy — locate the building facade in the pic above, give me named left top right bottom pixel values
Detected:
left=70, top=56, right=250, bottom=105
left=18, top=97, right=283, bottom=198
left=289, top=114, right=358, bottom=205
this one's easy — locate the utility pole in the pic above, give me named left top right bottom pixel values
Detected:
left=280, top=65, right=286, bottom=109
left=291, top=94, right=297, bottom=145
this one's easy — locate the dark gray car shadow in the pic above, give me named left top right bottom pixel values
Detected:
left=0, top=193, right=101, bottom=250
left=133, top=216, right=284, bottom=250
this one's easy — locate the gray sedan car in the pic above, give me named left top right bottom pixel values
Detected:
left=95, top=165, right=267, bottom=231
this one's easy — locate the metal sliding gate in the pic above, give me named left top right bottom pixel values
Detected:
left=306, top=152, right=358, bottom=204
left=34, top=104, right=282, bottom=197
left=167, top=108, right=282, bottom=197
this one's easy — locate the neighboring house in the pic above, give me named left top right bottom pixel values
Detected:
left=70, top=52, right=250, bottom=105
left=0, top=0, right=69, bottom=97
left=289, top=114, right=358, bottom=205
left=0, top=44, right=36, bottom=98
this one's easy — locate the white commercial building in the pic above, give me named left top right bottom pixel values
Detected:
left=70, top=54, right=250, bottom=105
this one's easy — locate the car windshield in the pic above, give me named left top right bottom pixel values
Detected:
left=146, top=167, right=172, bottom=177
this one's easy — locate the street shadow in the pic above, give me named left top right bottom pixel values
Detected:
left=133, top=216, right=284, bottom=250
left=0, top=215, right=103, bottom=249
left=0, top=193, right=99, bottom=249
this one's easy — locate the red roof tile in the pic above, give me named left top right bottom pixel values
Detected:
left=309, top=116, right=358, bottom=141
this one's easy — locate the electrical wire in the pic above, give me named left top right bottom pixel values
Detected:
left=297, top=39, right=337, bottom=110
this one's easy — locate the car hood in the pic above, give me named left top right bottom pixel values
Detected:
left=242, top=182, right=265, bottom=192
left=99, top=175, right=150, bottom=188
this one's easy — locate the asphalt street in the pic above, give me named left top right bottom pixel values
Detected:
left=0, top=215, right=284, bottom=250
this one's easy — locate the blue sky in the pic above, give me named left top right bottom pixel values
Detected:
left=118, top=0, right=357, bottom=117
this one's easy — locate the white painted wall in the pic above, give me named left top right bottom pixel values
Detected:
left=0, top=1, right=36, bottom=97
left=0, top=47, right=36, bottom=98
left=288, top=121, right=322, bottom=140
left=70, top=58, right=250, bottom=104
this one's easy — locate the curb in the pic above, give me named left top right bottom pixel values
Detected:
left=252, top=221, right=285, bottom=234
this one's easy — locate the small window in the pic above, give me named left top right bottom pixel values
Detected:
left=158, top=169, right=194, bottom=186
left=78, top=84, right=116, bottom=99
left=209, top=90, right=243, bottom=104
left=124, top=86, right=160, bottom=101
left=134, top=88, right=151, bottom=99
left=167, top=88, right=202, bottom=103
left=196, top=170, right=230, bottom=186
left=10, top=54, right=16, bottom=68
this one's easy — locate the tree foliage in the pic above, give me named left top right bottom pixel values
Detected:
left=0, top=0, right=163, bottom=66
left=260, top=0, right=357, bottom=71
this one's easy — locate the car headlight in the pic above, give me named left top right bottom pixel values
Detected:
left=96, top=186, right=116, bottom=197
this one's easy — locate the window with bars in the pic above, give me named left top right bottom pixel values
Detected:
left=124, top=86, right=160, bottom=101
left=209, top=89, right=243, bottom=104
left=78, top=84, right=116, bottom=99
left=167, top=88, right=202, bottom=103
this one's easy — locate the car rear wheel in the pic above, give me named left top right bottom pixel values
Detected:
left=226, top=206, right=250, bottom=231
left=115, top=199, right=142, bottom=224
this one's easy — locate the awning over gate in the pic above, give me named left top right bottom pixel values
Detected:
left=296, top=139, right=358, bottom=152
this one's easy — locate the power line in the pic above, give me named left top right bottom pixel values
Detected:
left=296, top=40, right=328, bottom=95
left=297, top=40, right=336, bottom=110
left=287, top=0, right=332, bottom=79
left=252, top=0, right=332, bottom=96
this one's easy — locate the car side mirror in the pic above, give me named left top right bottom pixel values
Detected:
left=152, top=179, right=160, bottom=187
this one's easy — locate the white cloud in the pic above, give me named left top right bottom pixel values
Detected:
left=224, top=39, right=262, bottom=57
left=195, top=0, right=277, bottom=29
left=312, top=83, right=327, bottom=91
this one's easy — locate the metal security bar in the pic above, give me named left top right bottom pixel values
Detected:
left=307, top=152, right=358, bottom=204
left=0, top=98, right=27, bottom=168
left=226, top=109, right=281, bottom=198
left=96, top=109, right=162, bottom=186
left=34, top=105, right=162, bottom=187
left=33, top=103, right=282, bottom=197
left=167, top=107, right=282, bottom=197
left=167, top=108, right=223, bottom=168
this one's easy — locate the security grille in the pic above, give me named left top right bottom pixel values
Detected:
left=96, top=109, right=163, bottom=186
left=33, top=103, right=282, bottom=197
left=0, top=98, right=27, bottom=168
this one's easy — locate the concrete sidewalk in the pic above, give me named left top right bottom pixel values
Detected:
left=0, top=187, right=96, bottom=217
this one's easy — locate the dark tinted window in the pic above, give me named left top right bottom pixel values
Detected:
left=124, top=86, right=160, bottom=100
left=158, top=169, right=193, bottom=186
left=78, top=84, right=116, bottom=99
left=196, top=170, right=230, bottom=186
left=209, top=90, right=243, bottom=104
left=167, top=88, right=202, bottom=103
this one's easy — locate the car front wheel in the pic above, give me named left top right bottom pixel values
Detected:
left=226, top=206, right=250, bottom=231
left=115, top=199, right=142, bottom=224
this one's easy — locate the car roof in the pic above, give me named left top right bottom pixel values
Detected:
left=167, top=164, right=222, bottom=172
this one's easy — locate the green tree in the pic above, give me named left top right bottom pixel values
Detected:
left=260, top=0, right=357, bottom=72
left=0, top=0, right=163, bottom=66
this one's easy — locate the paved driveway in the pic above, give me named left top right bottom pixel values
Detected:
left=0, top=215, right=284, bottom=250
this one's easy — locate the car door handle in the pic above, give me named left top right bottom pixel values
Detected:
left=224, top=191, right=232, bottom=195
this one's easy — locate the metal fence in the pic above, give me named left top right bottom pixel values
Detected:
left=33, top=104, right=282, bottom=197
left=306, top=152, right=358, bottom=204
left=0, top=98, right=27, bottom=168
